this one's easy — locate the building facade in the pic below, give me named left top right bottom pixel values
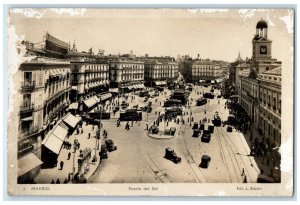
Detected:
left=239, top=19, right=282, bottom=147
left=109, top=58, right=145, bottom=92
left=258, top=66, right=281, bottom=146
left=16, top=34, right=71, bottom=183
left=191, top=59, right=223, bottom=82
left=68, top=42, right=110, bottom=112
left=144, top=58, right=179, bottom=86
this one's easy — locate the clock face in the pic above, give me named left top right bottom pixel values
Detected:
left=260, top=46, right=267, bottom=54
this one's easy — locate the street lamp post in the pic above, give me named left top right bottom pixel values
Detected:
left=72, top=138, right=79, bottom=183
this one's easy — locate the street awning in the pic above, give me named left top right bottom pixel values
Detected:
left=140, top=84, right=146, bottom=89
left=83, top=97, right=98, bottom=108
left=42, top=133, right=64, bottom=155
left=21, top=116, right=33, bottom=121
left=71, top=86, right=77, bottom=90
left=160, top=81, right=167, bottom=86
left=109, top=88, right=119, bottom=93
left=84, top=85, right=89, bottom=90
left=68, top=102, right=78, bottom=110
left=100, top=93, right=112, bottom=101
left=155, top=81, right=161, bottom=86
left=18, top=153, right=43, bottom=177
left=63, top=113, right=81, bottom=128
left=52, top=124, right=68, bottom=141
left=94, top=96, right=101, bottom=103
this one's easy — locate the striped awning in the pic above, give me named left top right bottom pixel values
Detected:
left=18, top=153, right=43, bottom=177
left=83, top=97, right=98, bottom=108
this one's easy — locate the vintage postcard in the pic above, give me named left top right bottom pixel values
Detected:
left=6, top=8, right=294, bottom=196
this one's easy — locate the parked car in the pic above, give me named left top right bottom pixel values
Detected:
left=208, top=123, right=214, bottom=133
left=196, top=98, right=207, bottom=106
left=199, top=155, right=211, bottom=168
left=201, top=130, right=211, bottom=143
left=164, top=147, right=181, bottom=164
left=192, top=122, right=199, bottom=130
left=100, top=144, right=108, bottom=160
left=170, top=127, right=176, bottom=136
left=227, top=126, right=233, bottom=132
left=192, top=129, right=201, bottom=138
left=203, top=92, right=215, bottom=99
left=199, top=123, right=205, bottom=130
left=105, top=139, right=117, bottom=152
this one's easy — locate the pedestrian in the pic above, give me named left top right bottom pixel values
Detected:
left=243, top=175, right=247, bottom=183
left=68, top=173, right=71, bottom=182
left=67, top=152, right=71, bottom=160
left=241, top=168, right=245, bottom=176
left=146, top=124, right=148, bottom=130
left=60, top=161, right=64, bottom=170
left=63, top=178, right=68, bottom=184
left=51, top=179, right=55, bottom=184
left=88, top=133, right=91, bottom=139
left=92, top=125, right=94, bottom=130
left=56, top=178, right=60, bottom=184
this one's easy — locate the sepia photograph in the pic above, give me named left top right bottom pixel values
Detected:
left=6, top=7, right=294, bottom=196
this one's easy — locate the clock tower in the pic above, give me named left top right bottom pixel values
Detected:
left=252, top=19, right=272, bottom=61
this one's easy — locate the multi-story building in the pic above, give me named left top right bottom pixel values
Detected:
left=144, top=57, right=179, bottom=87
left=67, top=42, right=110, bottom=112
left=179, top=56, right=226, bottom=83
left=109, top=57, right=145, bottom=93
left=15, top=33, right=72, bottom=183
left=258, top=66, right=281, bottom=146
left=239, top=19, right=282, bottom=147
left=191, top=59, right=223, bottom=82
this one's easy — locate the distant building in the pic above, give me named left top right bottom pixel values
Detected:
left=67, top=41, right=110, bottom=113
left=179, top=57, right=226, bottom=83
left=144, top=57, right=179, bottom=87
left=191, top=59, right=223, bottom=82
left=109, top=57, right=145, bottom=93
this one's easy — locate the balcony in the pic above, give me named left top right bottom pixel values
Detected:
left=21, top=81, right=36, bottom=91
left=18, top=141, right=34, bottom=158
left=20, top=103, right=35, bottom=113
left=19, top=125, right=40, bottom=139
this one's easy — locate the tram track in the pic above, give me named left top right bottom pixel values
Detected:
left=178, top=124, right=208, bottom=183
left=216, top=127, right=256, bottom=182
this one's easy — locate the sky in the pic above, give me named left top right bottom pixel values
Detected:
left=9, top=9, right=293, bottom=65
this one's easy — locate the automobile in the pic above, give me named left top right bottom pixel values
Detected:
left=196, top=98, right=207, bottom=106
left=99, top=144, right=108, bottom=160
left=199, top=123, right=205, bottom=130
left=201, top=130, right=211, bottom=143
left=150, top=125, right=159, bottom=134
left=227, top=126, right=233, bottom=132
left=105, top=139, right=117, bottom=152
left=203, top=92, right=215, bottom=99
left=192, top=129, right=201, bottom=138
left=170, top=127, right=176, bottom=136
left=164, top=147, right=181, bottom=164
left=208, top=123, right=214, bottom=133
left=199, top=155, right=211, bottom=168
left=192, top=122, right=199, bottom=130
